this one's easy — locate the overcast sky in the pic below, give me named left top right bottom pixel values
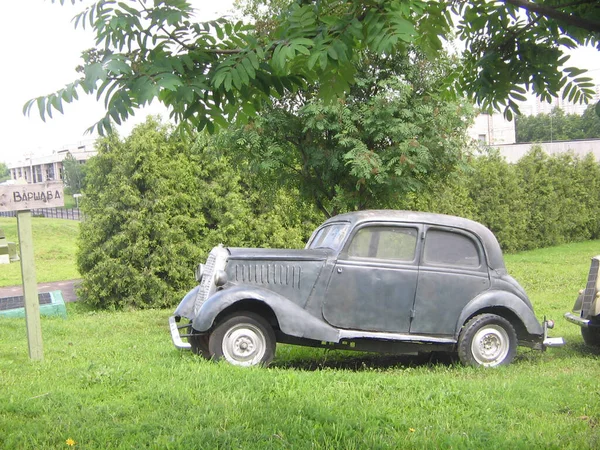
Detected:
left=0, top=0, right=234, bottom=165
left=0, top=1, right=598, bottom=165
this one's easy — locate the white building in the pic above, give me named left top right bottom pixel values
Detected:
left=468, top=113, right=516, bottom=146
left=7, top=142, right=97, bottom=184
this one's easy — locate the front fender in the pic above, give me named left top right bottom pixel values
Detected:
left=456, top=290, right=543, bottom=338
left=173, top=285, right=200, bottom=320
left=191, top=285, right=340, bottom=343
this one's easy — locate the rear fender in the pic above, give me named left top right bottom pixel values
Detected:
left=191, top=285, right=340, bottom=343
left=456, top=290, right=543, bottom=338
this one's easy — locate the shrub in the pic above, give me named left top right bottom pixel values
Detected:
left=77, top=118, right=318, bottom=309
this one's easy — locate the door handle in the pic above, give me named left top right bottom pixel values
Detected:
left=337, top=267, right=343, bottom=274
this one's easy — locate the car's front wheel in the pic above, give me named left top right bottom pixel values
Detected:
left=208, top=312, right=276, bottom=367
left=581, top=326, right=600, bottom=347
left=458, top=313, right=517, bottom=367
left=188, top=332, right=210, bottom=359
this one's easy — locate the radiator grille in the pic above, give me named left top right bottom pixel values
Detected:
left=581, top=257, right=600, bottom=318
left=193, top=245, right=228, bottom=316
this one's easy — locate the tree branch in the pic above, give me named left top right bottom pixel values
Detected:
left=504, top=0, right=600, bottom=33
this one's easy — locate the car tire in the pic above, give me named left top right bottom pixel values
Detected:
left=208, top=312, right=276, bottom=367
left=189, top=333, right=211, bottom=359
left=581, top=326, right=600, bottom=347
left=458, top=313, right=517, bottom=367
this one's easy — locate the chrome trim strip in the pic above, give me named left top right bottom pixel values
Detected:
left=564, top=312, right=590, bottom=327
left=169, top=316, right=192, bottom=350
left=337, top=330, right=456, bottom=344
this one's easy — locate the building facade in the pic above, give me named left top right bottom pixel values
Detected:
left=468, top=113, right=516, bottom=146
left=6, top=143, right=97, bottom=184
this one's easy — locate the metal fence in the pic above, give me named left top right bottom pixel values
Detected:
left=0, top=208, right=83, bottom=221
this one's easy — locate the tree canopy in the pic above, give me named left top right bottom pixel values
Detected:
left=224, top=49, right=474, bottom=217
left=0, top=162, right=9, bottom=183
left=62, top=152, right=88, bottom=193
left=25, top=0, right=600, bottom=134
left=516, top=104, right=600, bottom=142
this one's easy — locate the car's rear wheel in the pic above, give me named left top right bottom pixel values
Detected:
left=581, top=326, right=600, bottom=347
left=458, top=314, right=517, bottom=367
left=208, top=312, right=276, bottom=367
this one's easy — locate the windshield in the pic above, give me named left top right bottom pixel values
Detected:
left=308, top=223, right=350, bottom=252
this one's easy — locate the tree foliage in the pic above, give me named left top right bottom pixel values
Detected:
left=516, top=104, right=600, bottom=142
left=0, top=162, right=9, bottom=183
left=77, top=117, right=318, bottom=309
left=405, top=147, right=600, bottom=252
left=26, top=0, right=600, bottom=134
left=62, top=152, right=87, bottom=193
left=226, top=50, right=474, bottom=217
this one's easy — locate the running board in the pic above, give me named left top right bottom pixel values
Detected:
left=337, top=329, right=456, bottom=344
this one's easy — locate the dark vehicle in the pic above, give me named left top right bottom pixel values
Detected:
left=565, top=256, right=600, bottom=346
left=170, top=211, right=563, bottom=367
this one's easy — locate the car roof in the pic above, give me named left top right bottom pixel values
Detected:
left=322, top=210, right=505, bottom=270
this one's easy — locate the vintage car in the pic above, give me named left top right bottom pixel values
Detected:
left=565, top=256, right=600, bottom=346
left=169, top=210, right=563, bottom=367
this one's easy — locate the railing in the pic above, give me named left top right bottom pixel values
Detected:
left=0, top=208, right=83, bottom=221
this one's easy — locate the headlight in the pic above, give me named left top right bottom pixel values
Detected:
left=195, top=263, right=205, bottom=282
left=214, top=269, right=228, bottom=287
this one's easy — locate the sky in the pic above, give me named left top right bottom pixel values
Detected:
left=0, top=1, right=599, bottom=165
left=0, top=0, right=235, bottom=165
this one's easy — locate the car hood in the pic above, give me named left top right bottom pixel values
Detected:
left=227, top=247, right=332, bottom=261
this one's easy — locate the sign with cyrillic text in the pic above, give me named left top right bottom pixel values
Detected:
left=0, top=181, right=65, bottom=211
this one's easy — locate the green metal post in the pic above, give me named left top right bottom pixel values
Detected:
left=16, top=210, right=44, bottom=361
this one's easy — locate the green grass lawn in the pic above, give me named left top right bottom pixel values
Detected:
left=0, top=217, right=80, bottom=286
left=1, top=236, right=600, bottom=448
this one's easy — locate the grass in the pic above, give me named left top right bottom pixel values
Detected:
left=1, top=235, right=600, bottom=448
left=0, top=217, right=80, bottom=286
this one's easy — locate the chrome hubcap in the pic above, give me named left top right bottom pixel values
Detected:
left=471, top=325, right=509, bottom=367
left=222, top=324, right=266, bottom=366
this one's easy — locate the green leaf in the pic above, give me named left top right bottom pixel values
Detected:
left=156, top=74, right=183, bottom=91
left=51, top=94, right=64, bottom=114
left=327, top=46, right=338, bottom=61
left=85, top=62, right=106, bottom=84
left=241, top=58, right=256, bottom=80
left=106, top=58, right=131, bottom=75
left=37, top=97, right=46, bottom=122
left=319, top=51, right=328, bottom=70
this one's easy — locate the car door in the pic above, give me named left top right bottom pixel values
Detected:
left=410, top=226, right=490, bottom=336
left=322, top=224, right=421, bottom=333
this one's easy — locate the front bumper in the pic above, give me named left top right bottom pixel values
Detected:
left=564, top=312, right=600, bottom=329
left=169, top=316, right=192, bottom=350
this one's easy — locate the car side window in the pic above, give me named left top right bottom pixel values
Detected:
left=347, top=226, right=418, bottom=262
left=423, top=229, right=481, bottom=268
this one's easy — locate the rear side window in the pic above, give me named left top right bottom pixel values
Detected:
left=423, top=229, right=481, bottom=268
left=347, top=227, right=418, bottom=262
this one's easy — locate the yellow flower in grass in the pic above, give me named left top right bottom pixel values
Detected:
left=66, top=438, right=76, bottom=446
left=409, top=428, right=416, bottom=433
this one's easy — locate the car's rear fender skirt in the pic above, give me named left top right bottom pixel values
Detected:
left=456, top=291, right=543, bottom=339
left=191, top=285, right=340, bottom=343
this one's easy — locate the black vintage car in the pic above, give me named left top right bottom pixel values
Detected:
left=565, top=256, right=600, bottom=346
left=170, top=211, right=563, bottom=367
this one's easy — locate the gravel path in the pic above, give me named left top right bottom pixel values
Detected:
left=0, top=279, right=80, bottom=302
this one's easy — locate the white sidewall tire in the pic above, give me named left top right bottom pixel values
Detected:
left=458, top=314, right=517, bottom=368
left=209, top=312, right=276, bottom=367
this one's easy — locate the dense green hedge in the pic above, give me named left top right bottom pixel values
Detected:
left=403, top=146, right=600, bottom=252
left=77, top=119, right=319, bottom=309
